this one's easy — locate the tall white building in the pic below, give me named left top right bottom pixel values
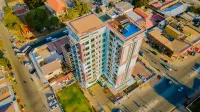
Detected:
left=66, top=14, right=145, bottom=93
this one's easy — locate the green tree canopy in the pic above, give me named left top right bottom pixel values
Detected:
left=61, top=0, right=90, bottom=22
left=132, top=0, right=149, bottom=8
left=24, top=0, right=44, bottom=9
left=0, top=40, right=3, bottom=51
left=3, top=7, right=25, bottom=41
left=25, top=8, right=60, bottom=32
left=50, top=16, right=59, bottom=26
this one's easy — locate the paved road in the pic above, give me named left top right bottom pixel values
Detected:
left=0, top=23, right=48, bottom=112
left=116, top=42, right=200, bottom=112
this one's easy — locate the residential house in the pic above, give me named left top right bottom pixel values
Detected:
left=148, top=17, right=200, bottom=57
left=126, top=8, right=164, bottom=29
left=150, top=0, right=179, bottom=10
left=29, top=38, right=70, bottom=83
left=0, top=73, right=19, bottom=112
left=45, top=0, right=68, bottom=16
left=160, top=3, right=187, bottom=17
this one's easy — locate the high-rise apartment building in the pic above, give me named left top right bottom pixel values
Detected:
left=66, top=14, right=145, bottom=92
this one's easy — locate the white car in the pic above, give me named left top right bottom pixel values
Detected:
left=49, top=100, right=57, bottom=106
left=48, top=95, right=55, bottom=100
left=51, top=38, right=57, bottom=41
left=51, top=104, right=59, bottom=111
left=46, top=37, right=52, bottom=41
left=164, top=65, right=172, bottom=71
left=24, top=62, right=31, bottom=67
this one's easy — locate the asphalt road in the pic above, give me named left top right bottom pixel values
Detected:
left=0, top=23, right=48, bottom=112
left=116, top=42, right=200, bottom=112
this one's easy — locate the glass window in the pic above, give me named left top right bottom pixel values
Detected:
left=91, top=38, right=95, bottom=42
left=85, top=41, right=89, bottom=45
left=86, top=47, right=90, bottom=51
left=86, top=52, right=90, bottom=56
left=87, top=57, right=90, bottom=60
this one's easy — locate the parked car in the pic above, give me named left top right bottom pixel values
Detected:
left=20, top=105, right=24, bottom=110
left=51, top=104, right=59, bottom=111
left=49, top=100, right=57, bottom=106
left=164, top=64, right=172, bottom=71
left=24, top=62, right=31, bottom=67
left=48, top=95, right=55, bottom=100
left=13, top=48, right=21, bottom=52
left=88, top=89, right=95, bottom=96
left=151, top=51, right=157, bottom=55
left=139, top=51, right=144, bottom=56
left=46, top=37, right=52, bottom=41
left=29, top=68, right=35, bottom=74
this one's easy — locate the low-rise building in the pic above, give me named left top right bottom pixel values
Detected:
left=29, top=37, right=70, bottom=83
left=148, top=17, right=200, bottom=57
left=160, top=3, right=187, bottom=17
left=0, top=72, right=19, bottom=112
left=45, top=0, right=68, bottom=16
left=150, top=0, right=179, bottom=10
left=126, top=8, right=164, bottom=29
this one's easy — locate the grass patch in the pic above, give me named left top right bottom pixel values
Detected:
left=189, top=98, right=200, bottom=112
left=6, top=0, right=16, bottom=3
left=57, top=83, right=94, bottom=112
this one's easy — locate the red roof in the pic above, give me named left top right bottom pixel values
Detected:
left=56, top=72, right=74, bottom=83
left=134, top=8, right=150, bottom=18
left=46, top=0, right=67, bottom=13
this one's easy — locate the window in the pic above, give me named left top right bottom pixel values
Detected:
left=87, top=62, right=90, bottom=65
left=88, top=70, right=91, bottom=73
left=87, top=66, right=91, bottom=69
left=92, top=44, right=95, bottom=47
left=86, top=52, right=90, bottom=56
left=85, top=47, right=90, bottom=51
left=85, top=41, right=89, bottom=45
left=110, top=31, right=115, bottom=37
left=91, top=38, right=95, bottom=42
left=92, top=50, right=95, bottom=53
left=103, top=33, right=106, bottom=37
left=103, top=38, right=106, bottom=42
left=87, top=57, right=90, bottom=60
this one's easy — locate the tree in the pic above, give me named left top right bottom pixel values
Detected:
left=132, top=0, right=149, bottom=8
left=189, top=6, right=197, bottom=13
left=24, top=0, right=45, bottom=9
left=0, top=40, right=3, bottom=51
left=25, top=8, right=49, bottom=32
left=61, top=0, right=90, bottom=22
left=50, top=16, right=59, bottom=26
left=3, top=7, right=25, bottom=41
left=0, top=57, right=10, bottom=68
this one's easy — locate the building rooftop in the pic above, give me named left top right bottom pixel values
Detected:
left=115, top=1, right=133, bottom=13
left=56, top=72, right=74, bottom=83
left=0, top=79, right=10, bottom=101
left=108, top=15, right=142, bottom=40
left=46, top=0, right=67, bottom=13
left=148, top=28, right=189, bottom=52
left=68, top=14, right=105, bottom=35
left=151, top=0, right=178, bottom=10
left=41, top=59, right=62, bottom=76
left=47, top=37, right=69, bottom=54
left=134, top=8, right=151, bottom=18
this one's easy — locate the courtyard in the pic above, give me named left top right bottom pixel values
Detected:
left=57, top=83, right=94, bottom=112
